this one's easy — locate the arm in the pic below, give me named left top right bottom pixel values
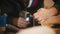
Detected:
left=41, top=15, right=60, bottom=27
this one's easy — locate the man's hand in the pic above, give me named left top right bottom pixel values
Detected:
left=12, top=17, right=30, bottom=28
left=17, top=17, right=30, bottom=28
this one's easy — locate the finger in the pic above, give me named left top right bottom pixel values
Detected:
left=18, top=20, right=30, bottom=26
left=33, top=13, right=39, bottom=19
left=20, top=20, right=29, bottom=25
left=18, top=18, right=29, bottom=24
left=18, top=22, right=27, bottom=28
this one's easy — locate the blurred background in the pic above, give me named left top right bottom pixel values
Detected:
left=0, top=0, right=60, bottom=34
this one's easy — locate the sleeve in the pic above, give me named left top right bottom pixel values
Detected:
left=0, top=0, right=22, bottom=17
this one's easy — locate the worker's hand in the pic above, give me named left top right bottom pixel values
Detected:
left=33, top=7, right=57, bottom=23
left=17, top=17, right=30, bottom=28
